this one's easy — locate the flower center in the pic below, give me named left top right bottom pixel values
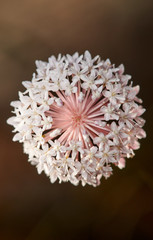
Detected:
left=72, top=113, right=84, bottom=126
left=46, top=91, right=108, bottom=145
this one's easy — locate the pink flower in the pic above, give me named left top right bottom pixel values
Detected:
left=7, top=51, right=146, bottom=187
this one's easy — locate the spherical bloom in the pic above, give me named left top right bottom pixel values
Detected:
left=7, top=51, right=146, bottom=187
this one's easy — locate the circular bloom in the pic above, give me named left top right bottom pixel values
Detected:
left=7, top=51, right=146, bottom=187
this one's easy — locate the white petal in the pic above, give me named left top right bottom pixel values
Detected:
left=13, top=133, right=23, bottom=141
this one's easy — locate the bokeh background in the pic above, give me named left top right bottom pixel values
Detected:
left=0, top=0, right=153, bottom=239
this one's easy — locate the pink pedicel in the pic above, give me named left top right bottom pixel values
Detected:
left=7, top=51, right=146, bottom=186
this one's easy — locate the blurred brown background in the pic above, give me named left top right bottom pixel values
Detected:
left=0, top=0, right=153, bottom=239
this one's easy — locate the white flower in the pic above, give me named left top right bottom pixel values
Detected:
left=7, top=50, right=146, bottom=187
left=32, top=127, right=45, bottom=147
left=94, top=133, right=113, bottom=150
left=103, top=83, right=125, bottom=105
left=91, top=86, right=103, bottom=100
left=100, top=145, right=117, bottom=163
left=68, top=140, right=84, bottom=159
left=60, top=79, right=77, bottom=96
left=81, top=70, right=98, bottom=90
left=57, top=156, right=76, bottom=183
left=48, top=158, right=62, bottom=183
left=41, top=115, right=53, bottom=131
left=49, top=140, right=66, bottom=158
left=75, top=158, right=97, bottom=186
left=100, top=103, right=119, bottom=121
left=68, top=62, right=88, bottom=86
left=84, top=146, right=99, bottom=159
left=97, top=68, right=119, bottom=86
left=107, top=122, right=127, bottom=144
left=81, top=50, right=101, bottom=70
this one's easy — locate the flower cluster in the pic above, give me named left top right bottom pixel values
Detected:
left=7, top=51, right=146, bottom=186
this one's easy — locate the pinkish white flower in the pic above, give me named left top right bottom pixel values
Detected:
left=7, top=50, right=146, bottom=187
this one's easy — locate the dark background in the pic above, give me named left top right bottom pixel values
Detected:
left=0, top=0, right=153, bottom=239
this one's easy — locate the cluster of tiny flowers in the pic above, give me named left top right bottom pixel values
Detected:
left=7, top=51, right=146, bottom=187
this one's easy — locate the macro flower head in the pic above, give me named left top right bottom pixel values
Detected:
left=7, top=51, right=146, bottom=187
